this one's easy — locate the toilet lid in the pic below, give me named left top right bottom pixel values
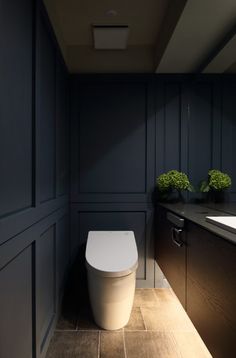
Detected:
left=85, top=231, right=138, bottom=277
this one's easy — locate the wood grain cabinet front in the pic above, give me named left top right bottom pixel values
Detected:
left=186, top=222, right=236, bottom=358
left=156, top=207, right=236, bottom=358
left=155, top=208, right=186, bottom=308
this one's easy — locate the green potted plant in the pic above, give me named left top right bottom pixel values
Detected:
left=200, top=169, right=232, bottom=203
left=156, top=170, right=194, bottom=202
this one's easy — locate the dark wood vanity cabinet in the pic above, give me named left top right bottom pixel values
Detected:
left=187, top=222, right=236, bottom=358
left=156, top=206, right=236, bottom=358
left=156, top=208, right=186, bottom=307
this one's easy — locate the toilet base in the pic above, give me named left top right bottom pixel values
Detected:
left=87, top=270, right=136, bottom=330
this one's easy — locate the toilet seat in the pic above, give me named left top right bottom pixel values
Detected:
left=85, top=231, right=138, bottom=278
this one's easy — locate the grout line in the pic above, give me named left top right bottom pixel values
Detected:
left=124, top=329, right=149, bottom=332
left=151, top=288, right=159, bottom=303
left=97, top=331, right=101, bottom=358
left=139, top=307, right=147, bottom=331
left=57, top=328, right=202, bottom=333
left=75, top=318, right=79, bottom=330
left=77, top=329, right=100, bottom=332
left=122, top=328, right=128, bottom=358
left=55, top=329, right=78, bottom=332
left=169, top=331, right=183, bottom=358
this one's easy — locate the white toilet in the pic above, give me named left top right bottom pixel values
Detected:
left=85, top=231, right=138, bottom=330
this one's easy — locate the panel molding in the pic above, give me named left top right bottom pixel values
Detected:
left=155, top=77, right=236, bottom=202
left=36, top=8, right=56, bottom=205
left=0, top=2, right=69, bottom=358
left=36, top=224, right=56, bottom=356
left=56, top=54, right=69, bottom=198
left=70, top=79, right=156, bottom=203
left=0, top=196, right=68, bottom=247
left=0, top=205, right=68, bottom=270
left=0, top=0, right=34, bottom=219
left=0, top=245, right=32, bottom=358
left=221, top=80, right=236, bottom=201
left=0, top=204, right=69, bottom=358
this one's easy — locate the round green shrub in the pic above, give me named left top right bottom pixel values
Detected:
left=156, top=173, right=172, bottom=192
left=168, top=170, right=190, bottom=191
left=208, top=169, right=231, bottom=191
left=156, top=170, right=192, bottom=192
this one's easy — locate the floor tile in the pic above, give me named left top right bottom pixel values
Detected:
left=141, top=305, right=195, bottom=332
left=56, top=314, right=77, bottom=330
left=124, top=307, right=146, bottom=331
left=100, top=331, right=125, bottom=358
left=56, top=294, right=78, bottom=330
left=46, top=289, right=211, bottom=358
left=172, top=331, right=212, bottom=358
left=154, top=288, right=180, bottom=305
left=125, top=331, right=180, bottom=358
left=77, top=307, right=100, bottom=330
left=46, top=331, right=99, bottom=358
left=133, top=289, right=158, bottom=307
left=75, top=331, right=99, bottom=357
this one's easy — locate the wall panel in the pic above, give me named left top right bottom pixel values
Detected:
left=221, top=81, right=236, bottom=201
left=71, top=78, right=156, bottom=204
left=77, top=83, right=146, bottom=194
left=155, top=78, right=236, bottom=202
left=56, top=213, right=70, bottom=296
left=0, top=205, right=69, bottom=358
left=156, top=82, right=182, bottom=175
left=0, top=0, right=33, bottom=218
left=0, top=246, right=32, bottom=358
left=188, top=82, right=213, bottom=198
left=56, top=57, right=69, bottom=197
left=36, top=225, right=55, bottom=354
left=37, top=13, right=56, bottom=204
left=0, top=2, right=70, bottom=358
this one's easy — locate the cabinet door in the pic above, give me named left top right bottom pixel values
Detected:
left=156, top=208, right=186, bottom=307
left=187, top=222, right=236, bottom=358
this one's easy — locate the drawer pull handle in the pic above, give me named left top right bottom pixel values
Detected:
left=171, top=228, right=183, bottom=247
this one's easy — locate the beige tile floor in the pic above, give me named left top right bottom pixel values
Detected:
left=46, top=288, right=212, bottom=358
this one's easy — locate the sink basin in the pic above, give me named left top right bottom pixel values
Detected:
left=206, top=216, right=236, bottom=234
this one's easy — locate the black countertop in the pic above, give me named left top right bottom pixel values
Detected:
left=158, top=202, right=236, bottom=245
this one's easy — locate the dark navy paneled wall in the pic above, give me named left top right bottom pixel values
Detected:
left=0, top=1, right=69, bottom=358
left=70, top=75, right=236, bottom=288
left=0, top=0, right=33, bottom=218
left=1, top=1, right=236, bottom=356
left=221, top=81, right=236, bottom=200
left=156, top=76, right=236, bottom=200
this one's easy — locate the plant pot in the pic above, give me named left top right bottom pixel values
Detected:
left=194, top=192, right=207, bottom=204
left=207, top=190, right=226, bottom=203
left=157, top=190, right=186, bottom=203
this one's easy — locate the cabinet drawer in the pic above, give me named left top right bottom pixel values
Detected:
left=156, top=209, right=186, bottom=307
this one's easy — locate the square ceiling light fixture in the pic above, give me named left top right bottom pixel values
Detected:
left=93, top=25, right=129, bottom=50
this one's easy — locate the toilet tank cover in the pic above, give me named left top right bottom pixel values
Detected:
left=85, top=231, right=138, bottom=277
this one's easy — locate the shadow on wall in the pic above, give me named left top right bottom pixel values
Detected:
left=61, top=243, right=89, bottom=316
